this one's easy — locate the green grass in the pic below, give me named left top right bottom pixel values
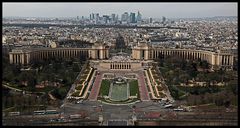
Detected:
left=3, top=107, right=15, bottom=112
left=79, top=69, right=94, bottom=97
left=75, top=85, right=83, bottom=90
left=99, top=80, right=111, bottom=96
left=87, top=68, right=94, bottom=82
left=80, top=85, right=88, bottom=97
left=129, top=80, right=139, bottom=96
left=81, top=74, right=88, bottom=79
left=110, top=83, right=128, bottom=101
left=72, top=90, right=80, bottom=97
left=98, top=79, right=140, bottom=104
left=157, top=86, right=163, bottom=91
left=83, top=68, right=90, bottom=74
left=158, top=91, right=166, bottom=98
left=79, top=80, right=85, bottom=84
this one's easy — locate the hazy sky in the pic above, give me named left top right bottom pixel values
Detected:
left=3, top=2, right=238, bottom=18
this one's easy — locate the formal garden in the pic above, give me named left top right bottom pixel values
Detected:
left=98, top=75, right=140, bottom=105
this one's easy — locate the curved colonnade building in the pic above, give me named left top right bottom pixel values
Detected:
left=9, top=43, right=109, bottom=65
left=9, top=42, right=234, bottom=70
left=132, top=43, right=234, bottom=70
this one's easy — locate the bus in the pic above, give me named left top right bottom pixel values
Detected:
left=45, top=110, right=58, bottom=115
left=70, top=114, right=81, bottom=119
left=173, top=108, right=184, bottom=111
left=164, top=104, right=173, bottom=108
left=33, top=110, right=45, bottom=115
left=9, top=112, right=20, bottom=116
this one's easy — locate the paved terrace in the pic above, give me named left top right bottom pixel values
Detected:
left=137, top=71, right=150, bottom=101
left=88, top=73, right=103, bottom=101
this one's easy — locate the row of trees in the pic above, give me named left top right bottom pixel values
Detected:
left=2, top=90, right=52, bottom=112
left=186, top=90, right=237, bottom=107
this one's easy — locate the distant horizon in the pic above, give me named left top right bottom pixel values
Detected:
left=3, top=3, right=238, bottom=19
left=3, top=15, right=238, bottom=19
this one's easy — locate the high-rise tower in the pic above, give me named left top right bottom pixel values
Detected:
left=130, top=12, right=136, bottom=23
left=136, top=11, right=142, bottom=22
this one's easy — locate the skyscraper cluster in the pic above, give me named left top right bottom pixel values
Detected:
left=89, top=13, right=118, bottom=24
left=88, top=11, right=142, bottom=24
left=121, top=11, right=142, bottom=24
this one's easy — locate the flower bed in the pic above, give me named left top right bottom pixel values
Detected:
left=79, top=68, right=94, bottom=97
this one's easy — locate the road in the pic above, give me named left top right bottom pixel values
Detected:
left=3, top=99, right=237, bottom=126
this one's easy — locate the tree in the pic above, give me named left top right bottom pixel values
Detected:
left=7, top=96, right=13, bottom=108
left=201, top=60, right=210, bottom=70
left=52, top=87, right=68, bottom=100
left=223, top=71, right=236, bottom=82
left=80, top=55, right=87, bottom=62
left=2, top=96, right=6, bottom=109
left=196, top=73, right=205, bottom=81
left=214, top=92, right=225, bottom=106
left=186, top=95, right=194, bottom=105
left=179, top=74, right=191, bottom=84
left=12, top=65, right=21, bottom=74
left=3, top=68, right=14, bottom=82
left=200, top=95, right=205, bottom=104
left=28, top=78, right=37, bottom=91
left=191, top=62, right=198, bottom=71
left=73, top=63, right=80, bottom=72
left=224, top=100, right=230, bottom=108
left=204, top=92, right=213, bottom=104
left=181, top=60, right=187, bottom=70
left=58, top=87, right=68, bottom=99
left=18, top=71, right=29, bottom=82
left=227, top=80, right=238, bottom=95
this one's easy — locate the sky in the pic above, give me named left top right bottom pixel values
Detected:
left=3, top=2, right=238, bottom=18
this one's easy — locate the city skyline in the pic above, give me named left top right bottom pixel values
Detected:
left=3, top=2, right=238, bottom=18
left=2, top=2, right=238, bottom=125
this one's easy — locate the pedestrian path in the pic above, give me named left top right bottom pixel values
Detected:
left=137, top=72, right=150, bottom=101
left=88, top=74, right=102, bottom=101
